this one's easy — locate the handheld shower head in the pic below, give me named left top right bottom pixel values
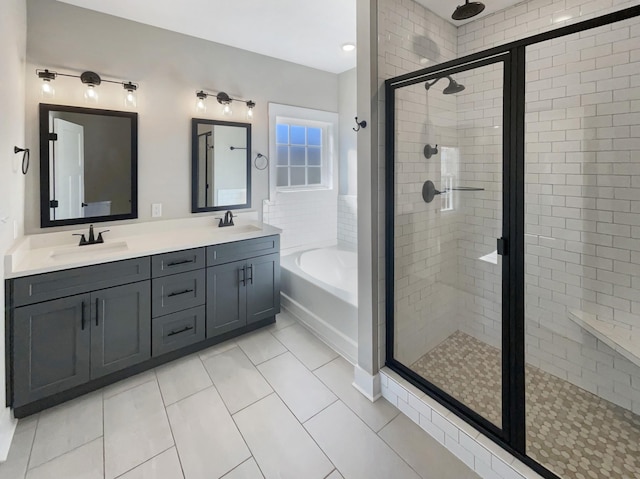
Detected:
left=452, top=0, right=486, bottom=20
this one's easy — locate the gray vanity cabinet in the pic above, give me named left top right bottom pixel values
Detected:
left=90, top=282, right=151, bottom=378
left=206, top=236, right=280, bottom=338
left=13, top=295, right=91, bottom=405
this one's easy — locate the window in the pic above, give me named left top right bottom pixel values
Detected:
left=269, top=103, right=337, bottom=194
left=276, top=123, right=323, bottom=187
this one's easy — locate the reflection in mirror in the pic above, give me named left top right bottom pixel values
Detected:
left=191, top=119, right=251, bottom=212
left=39, top=104, right=138, bottom=227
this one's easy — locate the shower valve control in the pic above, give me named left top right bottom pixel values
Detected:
left=497, top=238, right=507, bottom=256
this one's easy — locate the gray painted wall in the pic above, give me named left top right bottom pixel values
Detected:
left=25, top=0, right=339, bottom=232
left=0, top=0, right=26, bottom=457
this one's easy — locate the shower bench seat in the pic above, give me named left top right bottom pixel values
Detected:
left=568, top=309, right=640, bottom=368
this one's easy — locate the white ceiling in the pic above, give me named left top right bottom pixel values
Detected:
left=57, top=0, right=523, bottom=73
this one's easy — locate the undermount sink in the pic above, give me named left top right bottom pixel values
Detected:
left=49, top=241, right=129, bottom=261
left=224, top=224, right=261, bottom=234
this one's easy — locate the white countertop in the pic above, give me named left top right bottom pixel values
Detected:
left=4, top=215, right=281, bottom=279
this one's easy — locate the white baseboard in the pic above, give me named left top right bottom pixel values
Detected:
left=352, top=364, right=381, bottom=402
left=0, top=407, right=17, bottom=462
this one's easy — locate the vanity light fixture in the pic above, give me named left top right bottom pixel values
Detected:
left=194, top=90, right=256, bottom=119
left=35, top=68, right=139, bottom=106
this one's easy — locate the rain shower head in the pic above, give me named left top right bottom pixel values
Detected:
left=424, top=75, right=465, bottom=95
left=452, top=0, right=486, bottom=20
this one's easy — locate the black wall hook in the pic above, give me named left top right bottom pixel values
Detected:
left=353, top=117, right=367, bottom=132
left=14, top=146, right=30, bottom=175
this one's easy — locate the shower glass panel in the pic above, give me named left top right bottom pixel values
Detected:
left=393, top=61, right=505, bottom=428
left=524, top=19, right=640, bottom=479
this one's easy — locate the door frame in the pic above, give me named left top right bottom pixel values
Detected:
left=384, top=5, right=640, bottom=479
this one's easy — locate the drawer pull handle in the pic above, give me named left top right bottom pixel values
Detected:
left=167, top=325, right=194, bottom=337
left=240, top=266, right=246, bottom=286
left=166, top=259, right=194, bottom=267
left=81, top=301, right=86, bottom=330
left=247, top=265, right=253, bottom=285
left=95, top=298, right=100, bottom=326
left=168, top=288, right=194, bottom=298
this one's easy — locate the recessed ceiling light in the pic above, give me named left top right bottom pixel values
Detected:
left=342, top=43, right=356, bottom=52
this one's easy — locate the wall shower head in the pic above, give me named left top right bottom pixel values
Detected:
left=452, top=0, right=486, bottom=20
left=443, top=78, right=465, bottom=94
left=425, top=75, right=465, bottom=95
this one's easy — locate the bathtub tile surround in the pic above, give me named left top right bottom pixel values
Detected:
left=0, top=312, right=480, bottom=479
left=262, top=194, right=338, bottom=250
left=338, top=195, right=358, bottom=247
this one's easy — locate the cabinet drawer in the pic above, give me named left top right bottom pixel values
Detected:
left=206, top=235, right=280, bottom=266
left=12, top=258, right=151, bottom=307
left=152, top=269, right=205, bottom=318
left=152, top=306, right=205, bottom=357
left=151, top=248, right=205, bottom=278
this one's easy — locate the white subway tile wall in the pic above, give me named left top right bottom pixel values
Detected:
left=262, top=194, right=338, bottom=250
left=337, top=195, right=358, bottom=247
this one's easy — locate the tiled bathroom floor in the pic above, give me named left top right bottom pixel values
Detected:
left=412, top=331, right=640, bottom=479
left=0, top=311, right=479, bottom=479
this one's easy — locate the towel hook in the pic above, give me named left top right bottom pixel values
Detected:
left=14, top=146, right=30, bottom=175
left=353, top=117, right=367, bottom=132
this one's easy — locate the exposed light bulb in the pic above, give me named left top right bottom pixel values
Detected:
left=196, top=98, right=206, bottom=113
left=124, top=90, right=137, bottom=108
left=84, top=85, right=98, bottom=103
left=41, top=81, right=55, bottom=99
left=222, top=103, right=232, bottom=116
left=246, top=101, right=255, bottom=121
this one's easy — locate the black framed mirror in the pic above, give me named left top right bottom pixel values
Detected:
left=191, top=118, right=251, bottom=213
left=39, top=103, right=138, bottom=228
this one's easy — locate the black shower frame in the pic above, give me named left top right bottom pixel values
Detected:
left=384, top=5, right=640, bottom=479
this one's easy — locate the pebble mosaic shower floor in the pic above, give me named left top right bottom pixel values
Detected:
left=411, top=331, right=640, bottom=479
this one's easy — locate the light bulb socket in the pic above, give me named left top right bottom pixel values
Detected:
left=196, top=90, right=208, bottom=100
left=123, top=81, right=137, bottom=92
left=246, top=100, right=256, bottom=109
left=37, top=69, right=57, bottom=81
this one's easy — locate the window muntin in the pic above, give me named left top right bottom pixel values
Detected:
left=275, top=123, right=323, bottom=188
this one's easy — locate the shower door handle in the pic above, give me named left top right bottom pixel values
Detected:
left=497, top=238, right=507, bottom=256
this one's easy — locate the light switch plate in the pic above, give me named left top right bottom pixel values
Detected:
left=151, top=203, right=162, bottom=218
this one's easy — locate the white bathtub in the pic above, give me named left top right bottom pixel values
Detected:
left=280, top=246, right=358, bottom=363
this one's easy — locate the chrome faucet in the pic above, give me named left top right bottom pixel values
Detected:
left=72, top=224, right=110, bottom=246
left=217, top=211, right=235, bottom=228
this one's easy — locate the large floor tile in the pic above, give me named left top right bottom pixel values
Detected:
left=118, top=447, right=184, bottom=479
left=104, top=381, right=174, bottom=479
left=304, top=401, right=421, bottom=479
left=258, top=352, right=337, bottom=422
left=102, top=369, right=157, bottom=400
left=156, top=355, right=212, bottom=406
left=167, top=387, right=250, bottom=479
left=198, top=339, right=237, bottom=361
left=266, top=310, right=297, bottom=331
left=221, top=458, right=264, bottom=479
left=202, top=347, right=272, bottom=414
left=29, top=391, right=103, bottom=469
left=25, top=438, right=103, bottom=479
left=0, top=417, right=38, bottom=479
left=234, top=394, right=334, bottom=479
left=315, top=357, right=399, bottom=432
left=272, top=323, right=338, bottom=370
left=378, top=413, right=480, bottom=479
left=236, top=329, right=286, bottom=365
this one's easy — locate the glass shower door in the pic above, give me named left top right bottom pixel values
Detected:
left=391, top=59, right=506, bottom=429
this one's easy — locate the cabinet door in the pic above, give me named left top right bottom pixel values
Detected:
left=246, top=253, right=281, bottom=324
left=206, top=260, right=247, bottom=337
left=13, top=294, right=91, bottom=406
left=90, top=282, right=151, bottom=379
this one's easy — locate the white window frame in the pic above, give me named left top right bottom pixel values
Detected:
left=268, top=103, right=338, bottom=196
